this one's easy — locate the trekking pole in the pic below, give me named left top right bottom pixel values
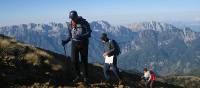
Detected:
left=63, top=45, right=67, bottom=63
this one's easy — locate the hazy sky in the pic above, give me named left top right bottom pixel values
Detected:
left=0, top=0, right=200, bottom=26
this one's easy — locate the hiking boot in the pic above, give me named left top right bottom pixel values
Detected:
left=83, top=77, right=89, bottom=84
left=104, top=80, right=111, bottom=86
left=73, top=76, right=80, bottom=83
left=118, top=79, right=123, bottom=85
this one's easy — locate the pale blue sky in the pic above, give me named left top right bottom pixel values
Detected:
left=0, top=0, right=200, bottom=26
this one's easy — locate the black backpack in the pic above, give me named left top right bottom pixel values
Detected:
left=111, top=40, right=121, bottom=56
left=70, top=17, right=91, bottom=40
left=78, top=17, right=91, bottom=38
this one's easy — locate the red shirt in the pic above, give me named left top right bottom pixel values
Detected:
left=71, top=20, right=77, bottom=28
left=150, top=71, right=156, bottom=81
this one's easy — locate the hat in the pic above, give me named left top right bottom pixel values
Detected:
left=69, top=10, right=78, bottom=20
left=101, top=33, right=107, bottom=41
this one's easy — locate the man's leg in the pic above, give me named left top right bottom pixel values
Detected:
left=80, top=43, right=89, bottom=79
left=103, top=63, right=110, bottom=81
left=112, top=57, right=122, bottom=81
left=111, top=64, right=121, bottom=80
left=71, top=43, right=80, bottom=82
left=143, top=77, right=149, bottom=88
left=150, top=80, right=154, bottom=88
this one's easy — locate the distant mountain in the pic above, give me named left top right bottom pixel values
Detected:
left=169, top=21, right=200, bottom=32
left=0, top=21, right=200, bottom=76
left=126, top=21, right=178, bottom=32
left=121, top=21, right=200, bottom=75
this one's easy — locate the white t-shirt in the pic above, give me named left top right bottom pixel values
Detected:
left=144, top=71, right=151, bottom=78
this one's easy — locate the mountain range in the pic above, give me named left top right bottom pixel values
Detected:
left=0, top=21, right=200, bottom=76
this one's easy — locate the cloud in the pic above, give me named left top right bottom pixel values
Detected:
left=195, top=17, right=200, bottom=21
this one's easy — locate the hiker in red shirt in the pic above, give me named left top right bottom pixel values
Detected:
left=149, top=70, right=156, bottom=88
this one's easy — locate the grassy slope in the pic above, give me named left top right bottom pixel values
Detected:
left=0, top=34, right=183, bottom=88
left=163, top=76, right=200, bottom=88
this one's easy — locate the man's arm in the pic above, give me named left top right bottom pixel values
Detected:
left=148, top=72, right=151, bottom=82
left=62, top=23, right=72, bottom=45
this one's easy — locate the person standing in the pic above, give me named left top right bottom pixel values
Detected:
left=62, top=10, right=92, bottom=83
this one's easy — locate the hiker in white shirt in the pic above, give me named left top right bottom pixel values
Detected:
left=142, top=68, right=151, bottom=88
left=144, top=68, right=151, bottom=82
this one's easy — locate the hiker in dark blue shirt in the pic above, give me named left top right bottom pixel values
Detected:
left=100, top=33, right=122, bottom=85
left=62, top=10, right=92, bottom=83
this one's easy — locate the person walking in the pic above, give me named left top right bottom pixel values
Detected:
left=100, top=33, right=122, bottom=85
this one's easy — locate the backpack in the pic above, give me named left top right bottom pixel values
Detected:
left=70, top=17, right=91, bottom=40
left=111, top=40, right=121, bottom=56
